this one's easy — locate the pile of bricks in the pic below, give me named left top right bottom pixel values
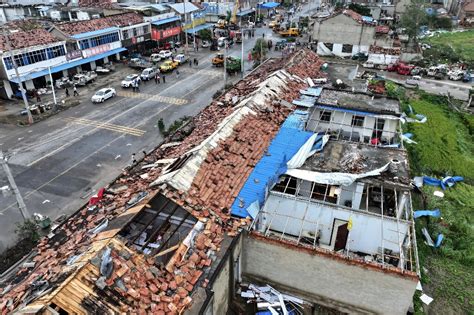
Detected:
left=57, top=12, right=143, bottom=35
left=184, top=109, right=289, bottom=220
left=375, top=25, right=390, bottom=34
left=370, top=45, right=401, bottom=55
left=0, top=29, right=59, bottom=51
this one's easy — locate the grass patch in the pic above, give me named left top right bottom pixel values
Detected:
left=423, top=30, right=474, bottom=66
left=404, top=94, right=474, bottom=179
left=402, top=90, right=474, bottom=313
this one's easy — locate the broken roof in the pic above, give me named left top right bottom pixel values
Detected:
left=300, top=140, right=410, bottom=185
left=0, top=28, right=61, bottom=52
left=0, top=49, right=326, bottom=314
left=317, top=88, right=401, bottom=115
left=78, top=0, right=114, bottom=9
left=55, top=12, right=143, bottom=36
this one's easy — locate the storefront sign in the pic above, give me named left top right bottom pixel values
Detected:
left=82, top=43, right=111, bottom=58
left=182, top=17, right=206, bottom=30
left=152, top=26, right=182, bottom=40
left=66, top=50, right=82, bottom=61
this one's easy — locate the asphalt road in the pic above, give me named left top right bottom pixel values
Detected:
left=0, top=2, right=318, bottom=252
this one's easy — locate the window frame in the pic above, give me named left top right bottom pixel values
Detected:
left=351, top=115, right=365, bottom=127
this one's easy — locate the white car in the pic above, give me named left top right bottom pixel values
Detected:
left=91, top=88, right=116, bottom=103
left=121, top=74, right=140, bottom=88
left=158, top=50, right=172, bottom=59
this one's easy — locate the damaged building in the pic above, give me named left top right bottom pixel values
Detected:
left=0, top=50, right=419, bottom=315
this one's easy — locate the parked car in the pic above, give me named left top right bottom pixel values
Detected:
left=91, top=88, right=116, bottom=103
left=173, top=54, right=188, bottom=65
left=159, top=60, right=178, bottom=72
left=217, top=37, right=228, bottom=47
left=150, top=53, right=161, bottom=63
left=72, top=72, right=96, bottom=86
left=121, top=74, right=140, bottom=88
left=95, top=66, right=111, bottom=74
left=140, top=68, right=158, bottom=81
left=201, top=40, right=211, bottom=48
left=352, top=52, right=368, bottom=61
left=158, top=50, right=172, bottom=59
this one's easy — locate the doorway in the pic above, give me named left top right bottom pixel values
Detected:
left=331, top=219, right=349, bottom=251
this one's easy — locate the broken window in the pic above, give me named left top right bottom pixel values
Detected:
left=272, top=175, right=298, bottom=195
left=351, top=115, right=365, bottom=127
left=319, top=111, right=331, bottom=122
left=323, top=43, right=334, bottom=51
left=119, top=194, right=197, bottom=261
left=342, top=44, right=353, bottom=53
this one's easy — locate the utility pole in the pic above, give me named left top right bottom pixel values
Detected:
left=2, top=27, right=33, bottom=125
left=0, top=151, right=30, bottom=221
left=48, top=66, right=57, bottom=111
left=183, top=0, right=189, bottom=56
left=241, top=24, right=245, bottom=78
left=223, top=42, right=227, bottom=88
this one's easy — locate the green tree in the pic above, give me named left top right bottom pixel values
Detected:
left=348, top=3, right=371, bottom=16
left=198, top=29, right=212, bottom=41
left=251, top=38, right=268, bottom=65
left=400, top=0, right=429, bottom=42
left=15, top=219, right=40, bottom=243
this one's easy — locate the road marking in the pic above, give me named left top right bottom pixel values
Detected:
left=180, top=68, right=222, bottom=78
left=2, top=77, right=218, bottom=214
left=64, top=117, right=145, bottom=137
left=117, top=91, right=188, bottom=105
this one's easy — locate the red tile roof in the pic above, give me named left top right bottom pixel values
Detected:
left=343, top=9, right=363, bottom=23
left=79, top=0, right=114, bottom=8
left=376, top=25, right=390, bottom=34
left=0, top=49, right=325, bottom=314
left=56, top=12, right=144, bottom=36
left=0, top=29, right=60, bottom=51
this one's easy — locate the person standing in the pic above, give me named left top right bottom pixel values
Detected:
left=154, top=74, right=159, bottom=84
left=65, top=88, right=69, bottom=97
left=73, top=84, right=79, bottom=96
left=176, top=69, right=180, bottom=79
left=162, top=74, right=166, bottom=83
left=189, top=59, right=192, bottom=67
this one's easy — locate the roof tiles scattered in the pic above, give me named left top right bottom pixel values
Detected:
left=56, top=12, right=143, bottom=36
left=0, top=49, right=326, bottom=314
left=0, top=29, right=60, bottom=51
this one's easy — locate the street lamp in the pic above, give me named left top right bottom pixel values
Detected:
left=2, top=27, right=34, bottom=125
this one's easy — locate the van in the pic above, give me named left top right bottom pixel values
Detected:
left=140, top=68, right=158, bottom=81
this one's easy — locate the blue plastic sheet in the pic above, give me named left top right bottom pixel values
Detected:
left=414, top=209, right=441, bottom=219
left=423, top=176, right=464, bottom=190
left=435, top=234, right=444, bottom=248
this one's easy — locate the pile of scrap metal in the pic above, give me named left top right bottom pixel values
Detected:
left=240, top=284, right=306, bottom=315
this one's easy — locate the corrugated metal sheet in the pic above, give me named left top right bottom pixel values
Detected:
left=281, top=110, right=309, bottom=130
left=300, top=87, right=322, bottom=97
left=230, top=113, right=313, bottom=218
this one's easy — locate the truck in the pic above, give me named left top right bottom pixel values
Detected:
left=72, top=71, right=97, bottom=86
left=279, top=28, right=300, bottom=37
left=129, top=58, right=153, bottom=70
left=212, top=53, right=225, bottom=67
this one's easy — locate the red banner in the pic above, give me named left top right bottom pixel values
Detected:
left=151, top=26, right=181, bottom=41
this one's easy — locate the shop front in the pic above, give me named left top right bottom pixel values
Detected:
left=151, top=17, right=182, bottom=50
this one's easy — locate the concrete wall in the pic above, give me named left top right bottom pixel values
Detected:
left=260, top=192, right=410, bottom=255
left=312, top=14, right=376, bottom=56
left=368, top=53, right=400, bottom=65
left=307, top=109, right=399, bottom=142
left=242, top=234, right=418, bottom=315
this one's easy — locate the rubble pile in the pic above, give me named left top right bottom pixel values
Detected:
left=0, top=29, right=59, bottom=51
left=375, top=25, right=390, bottom=34
left=368, top=80, right=386, bottom=95
left=370, top=45, right=401, bottom=55
left=0, top=50, right=326, bottom=313
left=57, top=13, right=143, bottom=35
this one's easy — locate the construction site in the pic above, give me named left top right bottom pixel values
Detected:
left=0, top=49, right=420, bottom=315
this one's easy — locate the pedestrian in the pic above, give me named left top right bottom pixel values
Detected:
left=136, top=81, right=140, bottom=92
left=131, top=153, right=137, bottom=165
left=65, top=88, right=69, bottom=97
left=176, top=69, right=180, bottom=79
left=154, top=74, right=159, bottom=84
left=194, top=58, right=198, bottom=66
left=73, top=84, right=79, bottom=96
left=189, top=59, right=192, bottom=67
left=162, top=74, right=166, bottom=83
left=35, top=91, right=41, bottom=102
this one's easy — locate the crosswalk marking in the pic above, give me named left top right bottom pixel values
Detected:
left=180, top=68, right=223, bottom=78
left=64, top=117, right=145, bottom=137
left=117, top=91, right=188, bottom=105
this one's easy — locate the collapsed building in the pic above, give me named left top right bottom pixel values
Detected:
left=0, top=50, right=419, bottom=315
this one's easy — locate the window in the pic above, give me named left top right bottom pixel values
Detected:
left=351, top=115, right=365, bottom=127
left=319, top=111, right=331, bottom=122
left=3, top=57, right=13, bottom=70
left=272, top=176, right=298, bottom=195
left=324, top=43, right=333, bottom=51
left=342, top=44, right=353, bottom=53
left=142, top=25, right=149, bottom=34
left=3, top=44, right=66, bottom=70
left=133, top=28, right=138, bottom=37
left=123, top=29, right=129, bottom=39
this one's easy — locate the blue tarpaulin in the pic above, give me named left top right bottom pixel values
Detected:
left=230, top=113, right=313, bottom=218
left=414, top=209, right=441, bottom=219
left=259, top=1, right=280, bottom=9
left=423, top=176, right=464, bottom=190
